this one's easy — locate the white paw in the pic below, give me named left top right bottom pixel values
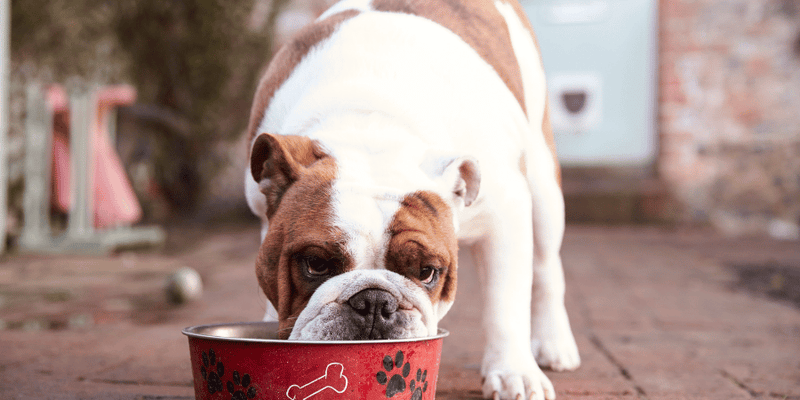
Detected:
left=531, top=335, right=580, bottom=372
left=531, top=305, right=581, bottom=371
left=482, top=357, right=555, bottom=400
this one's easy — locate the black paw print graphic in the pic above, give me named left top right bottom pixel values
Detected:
left=409, top=368, right=428, bottom=400
left=376, top=351, right=411, bottom=398
left=201, top=349, right=225, bottom=394
left=226, top=370, right=257, bottom=400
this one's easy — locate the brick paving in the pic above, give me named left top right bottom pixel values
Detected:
left=1, top=224, right=799, bottom=399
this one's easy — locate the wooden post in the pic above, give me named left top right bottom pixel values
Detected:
left=66, top=86, right=95, bottom=240
left=0, top=0, right=11, bottom=255
left=20, top=84, right=53, bottom=248
left=17, top=82, right=165, bottom=254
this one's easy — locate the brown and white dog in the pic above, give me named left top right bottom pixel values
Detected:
left=245, top=0, right=580, bottom=398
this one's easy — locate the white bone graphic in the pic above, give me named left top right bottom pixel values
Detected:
left=286, top=362, right=349, bottom=400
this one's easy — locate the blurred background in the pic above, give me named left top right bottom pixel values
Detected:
left=2, top=0, right=294, bottom=250
left=2, top=0, right=800, bottom=253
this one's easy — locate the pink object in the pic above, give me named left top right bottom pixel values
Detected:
left=183, top=322, right=447, bottom=400
left=48, top=84, right=142, bottom=228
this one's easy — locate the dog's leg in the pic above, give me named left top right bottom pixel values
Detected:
left=492, top=0, right=579, bottom=372
left=263, top=299, right=279, bottom=322
left=472, top=175, right=554, bottom=400
left=526, top=158, right=580, bottom=372
left=244, top=167, right=270, bottom=240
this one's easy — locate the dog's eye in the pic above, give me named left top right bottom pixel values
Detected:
left=301, top=256, right=331, bottom=276
left=419, top=266, right=437, bottom=284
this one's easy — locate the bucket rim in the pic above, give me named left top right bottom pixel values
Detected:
left=182, top=321, right=449, bottom=344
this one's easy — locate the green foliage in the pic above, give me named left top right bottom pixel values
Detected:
left=11, top=0, right=127, bottom=81
left=12, top=0, right=273, bottom=142
left=112, top=0, right=270, bottom=142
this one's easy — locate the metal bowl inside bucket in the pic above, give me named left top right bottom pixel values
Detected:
left=183, top=322, right=448, bottom=400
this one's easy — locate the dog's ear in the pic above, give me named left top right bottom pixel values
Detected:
left=250, top=133, right=327, bottom=217
left=444, top=156, right=480, bottom=208
left=423, top=153, right=481, bottom=209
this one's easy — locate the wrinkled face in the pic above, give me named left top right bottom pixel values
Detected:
left=251, top=134, right=462, bottom=340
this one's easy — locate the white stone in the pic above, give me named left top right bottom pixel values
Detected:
left=166, top=267, right=204, bottom=304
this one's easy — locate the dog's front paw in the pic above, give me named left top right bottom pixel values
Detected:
left=481, top=358, right=555, bottom=400
left=531, top=304, right=581, bottom=371
left=531, top=334, right=580, bottom=372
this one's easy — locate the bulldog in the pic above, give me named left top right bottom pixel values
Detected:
left=244, top=0, right=580, bottom=398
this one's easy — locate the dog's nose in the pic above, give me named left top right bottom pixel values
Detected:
left=347, top=289, right=399, bottom=338
left=348, top=288, right=398, bottom=318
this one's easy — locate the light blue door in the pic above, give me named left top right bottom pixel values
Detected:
left=522, top=0, right=658, bottom=166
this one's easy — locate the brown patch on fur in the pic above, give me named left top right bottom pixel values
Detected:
left=246, top=10, right=360, bottom=144
left=372, top=0, right=528, bottom=115
left=251, top=134, right=349, bottom=338
left=385, top=191, right=459, bottom=306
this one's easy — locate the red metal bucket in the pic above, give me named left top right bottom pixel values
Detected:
left=183, top=322, right=448, bottom=400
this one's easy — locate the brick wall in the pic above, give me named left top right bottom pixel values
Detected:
left=659, top=0, right=800, bottom=237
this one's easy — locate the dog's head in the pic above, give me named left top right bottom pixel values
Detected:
left=250, top=133, right=479, bottom=340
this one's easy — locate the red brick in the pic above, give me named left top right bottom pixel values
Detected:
left=661, top=0, right=698, bottom=19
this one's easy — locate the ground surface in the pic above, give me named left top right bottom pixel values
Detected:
left=1, top=223, right=799, bottom=399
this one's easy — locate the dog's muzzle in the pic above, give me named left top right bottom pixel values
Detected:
left=287, top=270, right=436, bottom=340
